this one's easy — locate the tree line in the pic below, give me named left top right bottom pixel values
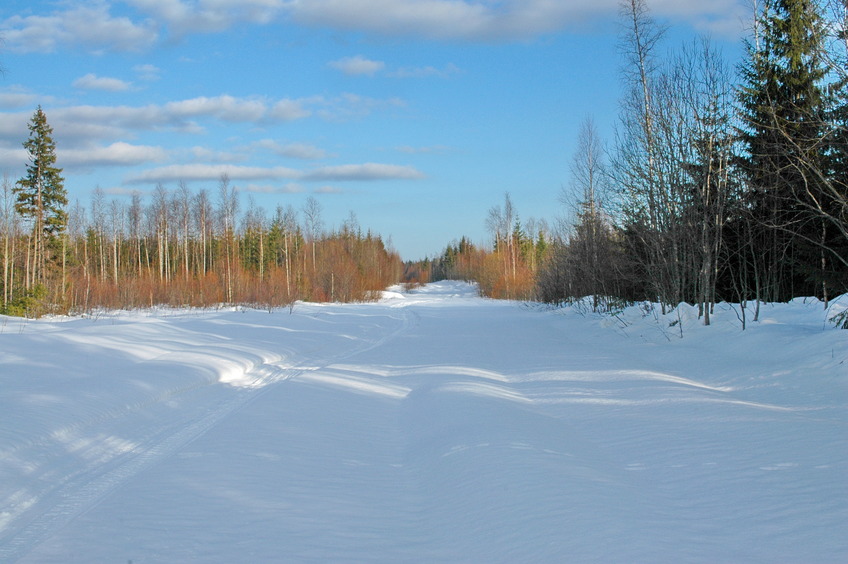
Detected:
left=413, top=0, right=847, bottom=327
left=409, top=193, right=549, bottom=301
left=3, top=0, right=846, bottom=322
left=1, top=110, right=401, bottom=317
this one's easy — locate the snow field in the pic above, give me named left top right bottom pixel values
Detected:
left=0, top=281, right=845, bottom=562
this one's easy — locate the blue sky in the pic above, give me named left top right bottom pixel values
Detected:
left=0, top=0, right=748, bottom=260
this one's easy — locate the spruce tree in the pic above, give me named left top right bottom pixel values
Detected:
left=819, top=68, right=848, bottom=299
left=736, top=0, right=830, bottom=301
left=14, top=106, right=67, bottom=288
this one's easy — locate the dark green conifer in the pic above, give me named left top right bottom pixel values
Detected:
left=14, top=106, right=67, bottom=287
left=736, top=0, right=831, bottom=300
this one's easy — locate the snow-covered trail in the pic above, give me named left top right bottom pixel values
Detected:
left=0, top=281, right=846, bottom=563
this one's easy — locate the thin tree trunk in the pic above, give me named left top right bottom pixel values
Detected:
left=284, top=231, right=291, bottom=300
left=112, top=236, right=119, bottom=284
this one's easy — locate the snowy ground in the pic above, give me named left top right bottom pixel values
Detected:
left=0, top=281, right=845, bottom=563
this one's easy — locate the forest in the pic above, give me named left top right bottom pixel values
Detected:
left=417, top=0, right=848, bottom=328
left=1, top=0, right=846, bottom=324
left=2, top=159, right=402, bottom=316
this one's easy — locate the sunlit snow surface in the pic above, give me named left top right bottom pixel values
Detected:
left=0, top=282, right=845, bottom=563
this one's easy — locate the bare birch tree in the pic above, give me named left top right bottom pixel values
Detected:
left=302, top=196, right=322, bottom=276
left=218, top=174, right=239, bottom=302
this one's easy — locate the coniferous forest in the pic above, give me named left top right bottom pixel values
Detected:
left=1, top=0, right=846, bottom=323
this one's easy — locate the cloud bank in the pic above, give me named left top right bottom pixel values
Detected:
left=123, top=162, right=425, bottom=185
left=1, top=0, right=748, bottom=53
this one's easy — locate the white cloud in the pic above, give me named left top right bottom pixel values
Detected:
left=42, top=105, right=168, bottom=141
left=0, top=93, right=398, bottom=167
left=0, top=95, right=312, bottom=144
left=1, top=4, right=158, bottom=53
left=0, top=87, right=40, bottom=110
left=164, top=95, right=268, bottom=122
left=126, top=161, right=423, bottom=184
left=134, top=64, right=162, bottom=81
left=650, top=0, right=748, bottom=36
left=315, top=93, right=405, bottom=121
left=305, top=163, right=424, bottom=181
left=328, top=57, right=460, bottom=79
left=0, top=111, right=37, bottom=144
left=127, top=0, right=285, bottom=36
left=0, top=0, right=746, bottom=56
left=0, top=93, right=393, bottom=147
left=0, top=147, right=29, bottom=170
left=187, top=146, right=249, bottom=163
left=73, top=73, right=133, bottom=92
left=60, top=142, right=168, bottom=167
left=0, top=0, right=285, bottom=53
left=269, top=99, right=313, bottom=121
left=313, top=185, right=344, bottom=194
left=125, top=164, right=302, bottom=184
left=0, top=122, right=167, bottom=170
left=255, top=139, right=329, bottom=159
left=283, top=0, right=609, bottom=40
left=103, top=186, right=146, bottom=196
left=242, top=182, right=305, bottom=194
left=286, top=0, right=497, bottom=40
left=328, top=55, right=386, bottom=76
left=280, top=182, right=306, bottom=193
left=284, top=0, right=746, bottom=41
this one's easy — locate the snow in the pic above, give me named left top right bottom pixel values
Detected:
left=0, top=281, right=845, bottom=563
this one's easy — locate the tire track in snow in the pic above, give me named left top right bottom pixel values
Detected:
left=0, top=307, right=414, bottom=563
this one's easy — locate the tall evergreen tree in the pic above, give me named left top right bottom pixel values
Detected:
left=814, top=0, right=848, bottom=300
left=817, top=64, right=848, bottom=299
left=13, top=106, right=67, bottom=288
left=736, top=0, right=831, bottom=301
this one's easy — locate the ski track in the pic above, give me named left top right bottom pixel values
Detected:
left=0, top=305, right=415, bottom=562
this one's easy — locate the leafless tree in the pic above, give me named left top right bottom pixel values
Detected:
left=273, top=204, right=299, bottom=300
left=617, top=0, right=666, bottom=231
left=175, top=181, right=192, bottom=281
left=676, top=38, right=736, bottom=324
left=90, top=187, right=107, bottom=281
left=1, top=173, right=19, bottom=308
left=151, top=183, right=170, bottom=283
left=568, top=117, right=614, bottom=309
left=486, top=192, right=516, bottom=279
left=194, top=188, right=213, bottom=275
left=127, top=192, right=144, bottom=277
left=108, top=198, right=124, bottom=284
left=302, top=196, right=323, bottom=276
left=218, top=174, right=239, bottom=302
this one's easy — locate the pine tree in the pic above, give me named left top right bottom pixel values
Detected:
left=13, top=106, right=67, bottom=289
